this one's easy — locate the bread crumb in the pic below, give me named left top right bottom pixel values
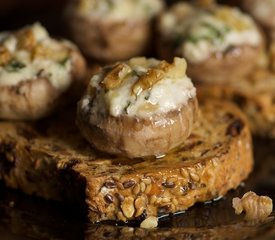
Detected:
left=9, top=201, right=15, bottom=208
left=232, top=191, right=273, bottom=222
left=140, top=216, right=158, bottom=229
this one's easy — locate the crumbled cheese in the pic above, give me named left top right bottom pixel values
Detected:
left=76, top=0, right=164, bottom=20
left=0, top=23, right=72, bottom=90
left=3, top=35, right=17, bottom=52
left=86, top=57, right=196, bottom=118
left=159, top=4, right=261, bottom=63
left=32, top=23, right=49, bottom=42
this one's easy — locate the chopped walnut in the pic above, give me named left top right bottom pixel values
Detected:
left=32, top=42, right=69, bottom=63
left=132, top=68, right=165, bottom=96
left=16, top=28, right=36, bottom=51
left=132, top=57, right=187, bottom=96
left=0, top=46, right=12, bottom=66
left=101, top=63, right=131, bottom=90
left=101, top=57, right=188, bottom=97
left=140, top=216, right=158, bottom=229
left=232, top=191, right=273, bottom=222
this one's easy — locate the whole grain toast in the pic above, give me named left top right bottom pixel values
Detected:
left=0, top=100, right=253, bottom=222
left=197, top=68, right=275, bottom=138
left=2, top=187, right=275, bottom=240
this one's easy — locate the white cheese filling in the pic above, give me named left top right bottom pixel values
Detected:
left=0, top=59, right=71, bottom=90
left=0, top=23, right=72, bottom=90
left=160, top=5, right=262, bottom=63
left=87, top=58, right=196, bottom=119
left=77, top=0, right=164, bottom=20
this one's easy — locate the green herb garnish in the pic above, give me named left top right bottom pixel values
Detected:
left=59, top=57, right=70, bottom=67
left=5, top=60, right=26, bottom=72
left=186, top=22, right=230, bottom=45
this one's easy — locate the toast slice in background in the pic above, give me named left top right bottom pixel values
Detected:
left=0, top=100, right=253, bottom=222
left=197, top=68, right=275, bottom=138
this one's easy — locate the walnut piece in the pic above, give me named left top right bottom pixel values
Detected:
left=32, top=43, right=69, bottom=62
left=101, top=63, right=131, bottom=90
left=100, top=57, right=188, bottom=97
left=232, top=191, right=273, bottom=222
left=16, top=28, right=36, bottom=51
left=140, top=216, right=158, bottom=229
left=132, top=68, right=165, bottom=96
left=0, top=46, right=12, bottom=66
left=132, top=57, right=187, bottom=96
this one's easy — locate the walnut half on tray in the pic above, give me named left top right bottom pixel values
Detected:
left=232, top=191, right=273, bottom=222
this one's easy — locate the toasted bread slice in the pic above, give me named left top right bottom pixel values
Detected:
left=0, top=100, right=253, bottom=222
left=197, top=68, right=275, bottom=138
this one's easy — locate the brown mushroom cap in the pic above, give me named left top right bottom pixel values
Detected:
left=77, top=97, right=198, bottom=158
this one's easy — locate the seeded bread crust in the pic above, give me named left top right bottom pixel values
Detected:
left=197, top=68, right=275, bottom=138
left=0, top=100, right=253, bottom=222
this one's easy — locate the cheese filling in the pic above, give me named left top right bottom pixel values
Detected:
left=0, top=23, right=72, bottom=90
left=160, top=4, right=261, bottom=63
left=84, top=57, right=196, bottom=119
left=76, top=0, right=164, bottom=20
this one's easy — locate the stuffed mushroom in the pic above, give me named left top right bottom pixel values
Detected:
left=242, top=0, right=275, bottom=40
left=0, top=23, right=86, bottom=120
left=65, top=0, right=164, bottom=62
left=157, top=3, right=263, bottom=83
left=77, top=57, right=198, bottom=158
